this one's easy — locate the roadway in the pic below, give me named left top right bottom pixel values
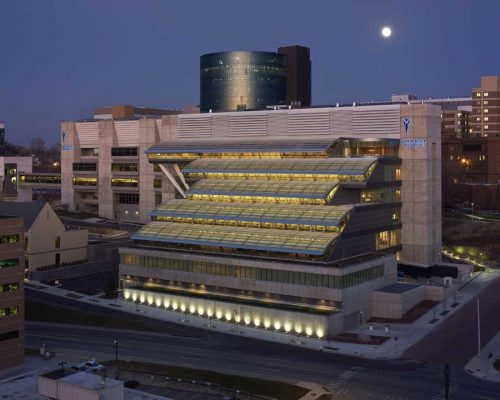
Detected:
left=26, top=290, right=500, bottom=400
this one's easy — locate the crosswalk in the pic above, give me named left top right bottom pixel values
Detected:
left=431, top=382, right=459, bottom=400
left=325, top=366, right=364, bottom=396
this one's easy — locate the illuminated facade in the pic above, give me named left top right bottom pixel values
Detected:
left=120, top=140, right=403, bottom=339
left=118, top=102, right=442, bottom=342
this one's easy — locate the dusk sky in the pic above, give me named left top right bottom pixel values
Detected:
left=1, top=0, right=500, bottom=145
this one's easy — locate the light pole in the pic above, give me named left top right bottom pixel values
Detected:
left=477, top=299, right=481, bottom=357
left=113, top=340, right=119, bottom=379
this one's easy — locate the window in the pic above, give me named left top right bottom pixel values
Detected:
left=484, top=100, right=489, bottom=105
left=73, top=163, right=97, bottom=172
left=484, top=125, right=489, bottom=130
left=0, top=258, right=19, bottom=269
left=0, top=330, right=19, bottom=342
left=484, top=92, right=489, bottom=97
left=0, top=234, right=19, bottom=244
left=0, top=306, right=19, bottom=318
left=81, top=148, right=99, bottom=157
left=0, top=282, right=19, bottom=293
left=111, top=163, right=138, bottom=172
left=154, top=178, right=162, bottom=188
left=73, top=177, right=97, bottom=186
left=484, top=117, right=489, bottom=121
left=111, top=178, right=138, bottom=187
left=118, top=193, right=139, bottom=204
left=484, top=109, right=489, bottom=113
left=475, top=92, right=481, bottom=97
left=111, top=147, right=138, bottom=157
left=55, top=236, right=60, bottom=249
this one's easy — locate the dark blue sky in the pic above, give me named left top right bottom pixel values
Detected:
left=1, top=0, right=500, bottom=145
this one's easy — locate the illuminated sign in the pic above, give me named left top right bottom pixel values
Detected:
left=401, top=138, right=426, bottom=148
left=62, top=145, right=74, bottom=151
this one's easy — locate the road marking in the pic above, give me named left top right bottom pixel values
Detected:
left=325, top=366, right=364, bottom=395
left=431, top=382, right=459, bottom=400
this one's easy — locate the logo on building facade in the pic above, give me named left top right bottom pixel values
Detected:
left=402, top=117, right=411, bottom=136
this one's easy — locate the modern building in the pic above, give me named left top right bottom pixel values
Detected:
left=200, top=45, right=311, bottom=112
left=200, top=51, right=287, bottom=113
left=60, top=110, right=181, bottom=223
left=278, top=45, right=311, bottom=107
left=118, top=103, right=442, bottom=341
left=0, top=202, right=87, bottom=272
left=0, top=215, right=24, bottom=374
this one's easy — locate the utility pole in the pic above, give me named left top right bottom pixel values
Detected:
left=477, top=299, right=481, bottom=357
left=443, top=364, right=450, bottom=400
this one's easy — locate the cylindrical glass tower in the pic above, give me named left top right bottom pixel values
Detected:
left=200, top=51, right=287, bottom=113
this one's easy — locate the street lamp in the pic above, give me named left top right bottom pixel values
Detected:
left=113, top=340, right=119, bottom=379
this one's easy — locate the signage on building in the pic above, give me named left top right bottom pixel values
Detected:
left=62, top=145, right=74, bottom=151
left=401, top=138, right=426, bottom=148
left=402, top=117, right=411, bottom=136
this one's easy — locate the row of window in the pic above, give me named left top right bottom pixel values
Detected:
left=111, top=178, right=139, bottom=187
left=73, top=162, right=97, bottom=172
left=0, top=306, right=19, bottom=318
left=121, top=253, right=385, bottom=289
left=111, top=163, right=138, bottom=172
left=0, top=258, right=19, bottom=269
left=111, top=147, right=138, bottom=157
left=0, top=282, right=19, bottom=293
left=118, top=193, right=140, bottom=204
left=0, top=234, right=19, bottom=244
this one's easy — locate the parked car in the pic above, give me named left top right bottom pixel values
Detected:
left=71, top=359, right=104, bottom=372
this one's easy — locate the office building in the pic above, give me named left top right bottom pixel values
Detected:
left=200, top=51, right=287, bottom=112
left=118, top=103, right=442, bottom=340
left=0, top=156, right=32, bottom=200
left=200, top=45, right=311, bottom=112
left=0, top=202, right=88, bottom=272
left=278, top=45, right=311, bottom=107
left=60, top=107, right=181, bottom=223
left=0, top=215, right=24, bottom=374
left=441, top=76, right=500, bottom=209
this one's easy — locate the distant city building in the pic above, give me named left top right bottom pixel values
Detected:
left=93, top=104, right=180, bottom=120
left=0, top=202, right=87, bottom=272
left=441, top=76, right=500, bottom=210
left=278, top=45, right=311, bottom=107
left=118, top=103, right=443, bottom=342
left=0, top=156, right=32, bottom=200
left=0, top=215, right=24, bottom=374
left=200, top=45, right=311, bottom=112
left=200, top=51, right=287, bottom=112
left=0, top=123, right=5, bottom=156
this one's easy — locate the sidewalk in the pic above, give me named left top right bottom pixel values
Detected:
left=465, top=331, right=500, bottom=382
left=25, top=269, right=500, bottom=360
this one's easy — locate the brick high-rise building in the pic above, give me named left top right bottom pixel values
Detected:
left=0, top=216, right=24, bottom=374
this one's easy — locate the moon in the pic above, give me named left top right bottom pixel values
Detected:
left=381, top=26, right=392, bottom=38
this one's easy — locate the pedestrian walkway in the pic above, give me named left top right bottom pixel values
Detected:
left=297, top=381, right=330, bottom=400
left=25, top=269, right=500, bottom=361
left=465, top=331, right=500, bottom=382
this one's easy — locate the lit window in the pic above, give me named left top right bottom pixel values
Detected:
left=484, top=109, right=489, bottom=113
left=484, top=92, right=489, bottom=97
left=476, top=117, right=481, bottom=121
left=469, top=128, right=473, bottom=133
left=484, top=100, right=489, bottom=105
left=476, top=92, right=481, bottom=97
left=450, top=155, right=454, bottom=161
left=484, top=117, right=489, bottom=121
left=484, top=125, right=489, bottom=130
